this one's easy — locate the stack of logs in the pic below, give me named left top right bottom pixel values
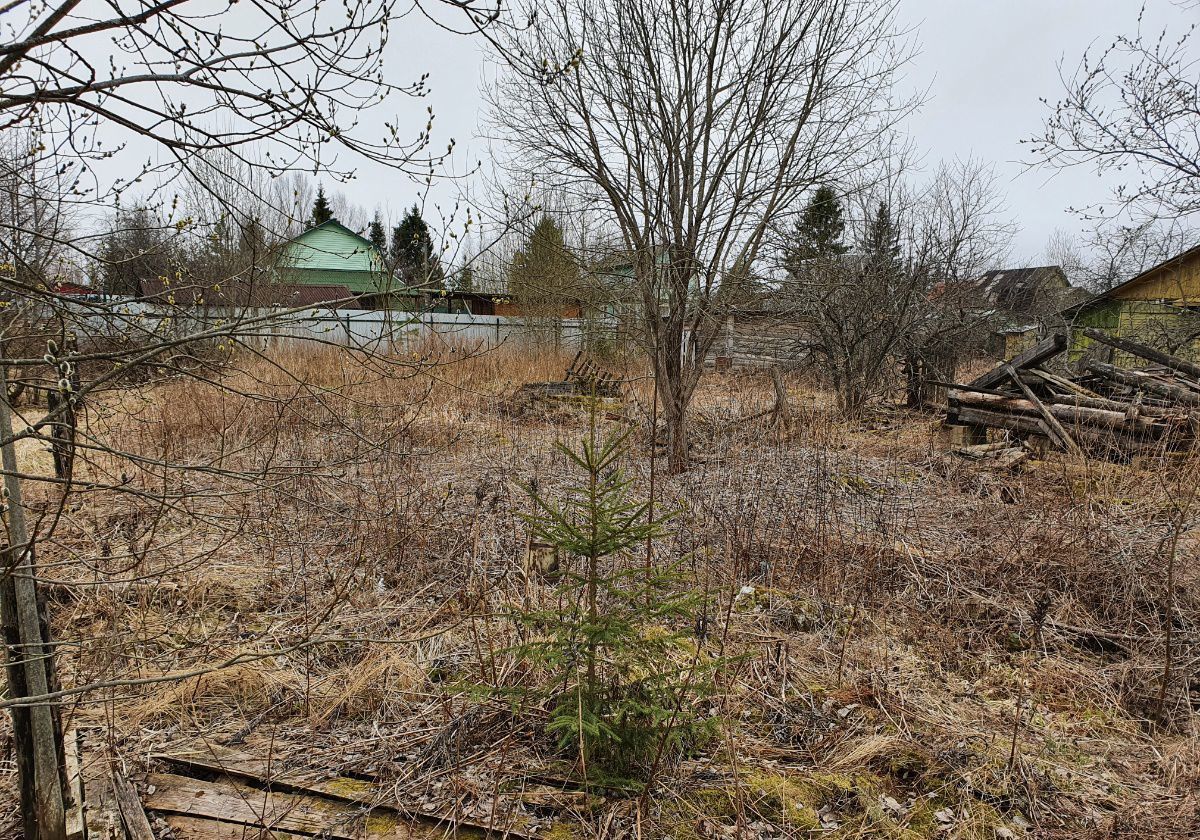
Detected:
left=944, top=329, right=1200, bottom=458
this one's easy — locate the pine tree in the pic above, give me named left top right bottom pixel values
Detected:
left=506, top=415, right=714, bottom=786
left=309, top=184, right=334, bottom=227
left=862, top=200, right=902, bottom=281
left=367, top=212, right=387, bottom=256
left=787, top=185, right=849, bottom=271
left=456, top=263, right=475, bottom=292
left=390, top=205, right=441, bottom=287
left=508, top=216, right=583, bottom=316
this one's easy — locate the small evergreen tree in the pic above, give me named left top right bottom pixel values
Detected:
left=507, top=415, right=714, bottom=787
left=367, top=212, right=387, bottom=255
left=309, top=185, right=334, bottom=227
left=508, top=216, right=584, bottom=317
left=390, top=204, right=441, bottom=287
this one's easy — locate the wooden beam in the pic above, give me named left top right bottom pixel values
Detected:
left=1004, top=363, right=1082, bottom=455
left=144, top=772, right=411, bottom=839
left=1082, top=328, right=1200, bottom=381
left=165, top=815, right=311, bottom=839
left=112, top=772, right=156, bottom=840
left=1084, top=360, right=1200, bottom=407
left=152, top=746, right=540, bottom=839
left=970, top=332, right=1067, bottom=389
left=949, top=390, right=1165, bottom=433
left=64, top=730, right=84, bottom=840
left=951, top=405, right=1172, bottom=452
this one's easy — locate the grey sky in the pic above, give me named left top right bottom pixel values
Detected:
left=335, top=0, right=1191, bottom=264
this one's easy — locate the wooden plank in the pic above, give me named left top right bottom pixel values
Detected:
left=64, top=729, right=84, bottom=840
left=112, top=772, right=157, bottom=840
left=1082, top=328, right=1200, bottom=381
left=152, top=747, right=538, bottom=839
left=1004, top=363, right=1082, bottom=455
left=971, top=333, right=1067, bottom=389
left=166, top=814, right=313, bottom=839
left=144, top=771, right=418, bottom=839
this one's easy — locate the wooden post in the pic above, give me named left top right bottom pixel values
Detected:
left=768, top=366, right=793, bottom=429
left=0, top=358, right=68, bottom=840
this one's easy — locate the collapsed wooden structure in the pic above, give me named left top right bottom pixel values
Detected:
left=943, top=330, right=1200, bottom=458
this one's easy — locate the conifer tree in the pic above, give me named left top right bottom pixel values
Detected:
left=505, top=415, right=715, bottom=786
left=862, top=200, right=903, bottom=281
left=367, top=212, right=387, bottom=255
left=309, top=185, right=334, bottom=227
left=389, top=204, right=441, bottom=287
left=508, top=216, right=583, bottom=316
left=791, top=185, right=849, bottom=264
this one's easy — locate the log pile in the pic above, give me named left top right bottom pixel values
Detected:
left=943, top=331, right=1200, bottom=458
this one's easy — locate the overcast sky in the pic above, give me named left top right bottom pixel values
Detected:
left=332, top=0, right=1191, bottom=264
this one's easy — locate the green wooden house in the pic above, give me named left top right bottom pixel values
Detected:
left=276, top=219, right=419, bottom=306
left=1066, top=244, right=1200, bottom=364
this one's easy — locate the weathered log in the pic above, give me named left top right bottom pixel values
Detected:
left=971, top=333, right=1067, bottom=390
left=1082, top=328, right=1200, bottom=381
left=949, top=390, right=1165, bottom=433
left=951, top=405, right=1175, bottom=452
left=1044, top=392, right=1175, bottom=417
left=1005, top=363, right=1082, bottom=455
left=1084, top=360, right=1200, bottom=407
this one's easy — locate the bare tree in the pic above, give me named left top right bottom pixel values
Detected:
left=487, top=0, right=914, bottom=472
left=1032, top=7, right=1200, bottom=222
left=1046, top=217, right=1195, bottom=293
left=774, top=158, right=1014, bottom=414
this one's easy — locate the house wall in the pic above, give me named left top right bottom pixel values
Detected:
left=1068, top=248, right=1200, bottom=364
left=277, top=224, right=387, bottom=294
left=1110, top=255, right=1200, bottom=304
left=1070, top=299, right=1200, bottom=363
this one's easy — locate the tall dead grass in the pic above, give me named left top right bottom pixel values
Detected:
left=17, top=342, right=1198, bottom=838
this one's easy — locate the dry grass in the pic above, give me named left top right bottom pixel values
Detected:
left=1, top=342, right=1197, bottom=838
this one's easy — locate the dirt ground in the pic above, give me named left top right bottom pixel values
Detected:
left=1, top=346, right=1197, bottom=839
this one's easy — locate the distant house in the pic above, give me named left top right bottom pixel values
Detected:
left=971, top=266, right=1073, bottom=315
left=964, top=265, right=1082, bottom=358
left=276, top=218, right=394, bottom=299
left=1066, top=244, right=1200, bottom=364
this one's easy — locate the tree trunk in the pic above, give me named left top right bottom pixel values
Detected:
left=659, top=379, right=690, bottom=476
left=0, top=361, right=68, bottom=840
left=904, top=352, right=925, bottom=409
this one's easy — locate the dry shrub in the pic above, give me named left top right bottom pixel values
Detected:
left=309, top=648, right=426, bottom=726
left=125, top=661, right=300, bottom=728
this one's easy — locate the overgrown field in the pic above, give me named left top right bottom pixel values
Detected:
left=2, top=345, right=1197, bottom=838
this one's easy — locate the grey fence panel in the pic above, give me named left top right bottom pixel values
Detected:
left=67, top=302, right=591, bottom=351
